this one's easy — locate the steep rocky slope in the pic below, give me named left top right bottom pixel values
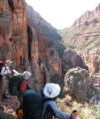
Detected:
left=60, top=4, right=100, bottom=73
left=26, top=4, right=65, bottom=89
left=61, top=4, right=100, bottom=50
left=26, top=5, right=62, bottom=41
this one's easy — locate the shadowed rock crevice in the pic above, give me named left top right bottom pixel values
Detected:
left=27, top=25, right=33, bottom=61
left=8, top=0, right=14, bottom=11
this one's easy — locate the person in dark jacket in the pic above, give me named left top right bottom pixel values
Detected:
left=23, top=89, right=42, bottom=119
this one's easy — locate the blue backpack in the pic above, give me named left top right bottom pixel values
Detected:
left=23, top=89, right=43, bottom=119
left=23, top=89, right=53, bottom=119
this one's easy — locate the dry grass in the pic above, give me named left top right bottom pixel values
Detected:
left=56, top=95, right=100, bottom=119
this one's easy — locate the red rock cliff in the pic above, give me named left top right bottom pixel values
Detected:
left=0, top=0, right=63, bottom=89
left=0, top=0, right=28, bottom=67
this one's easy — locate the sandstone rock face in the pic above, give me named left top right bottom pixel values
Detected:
left=64, top=67, right=100, bottom=102
left=26, top=5, right=63, bottom=87
left=69, top=6, right=100, bottom=51
left=62, top=49, right=88, bottom=75
left=26, top=5, right=62, bottom=41
left=0, top=0, right=28, bottom=68
left=80, top=48, right=100, bottom=73
left=74, top=4, right=100, bottom=28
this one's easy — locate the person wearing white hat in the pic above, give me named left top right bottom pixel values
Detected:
left=18, top=71, right=31, bottom=106
left=22, top=71, right=31, bottom=80
left=41, top=83, right=70, bottom=119
left=43, top=83, right=61, bottom=98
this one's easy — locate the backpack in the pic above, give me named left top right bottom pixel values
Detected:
left=23, top=89, right=53, bottom=119
left=18, top=79, right=30, bottom=95
left=9, top=75, right=23, bottom=96
left=0, top=61, right=5, bottom=74
left=16, top=106, right=23, bottom=119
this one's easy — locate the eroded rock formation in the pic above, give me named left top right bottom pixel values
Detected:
left=64, top=67, right=100, bottom=102
left=62, top=49, right=88, bottom=75
left=80, top=48, right=100, bottom=73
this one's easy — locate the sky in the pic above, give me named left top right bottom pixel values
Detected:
left=25, top=0, right=100, bottom=29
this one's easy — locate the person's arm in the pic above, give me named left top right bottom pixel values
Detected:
left=45, top=101, right=70, bottom=119
left=12, top=69, right=22, bottom=76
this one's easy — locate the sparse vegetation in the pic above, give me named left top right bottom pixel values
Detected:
left=79, top=38, right=100, bottom=50
left=56, top=95, right=100, bottom=119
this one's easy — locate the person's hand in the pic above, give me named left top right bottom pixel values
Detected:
left=12, top=69, right=22, bottom=76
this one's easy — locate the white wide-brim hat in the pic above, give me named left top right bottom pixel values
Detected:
left=22, top=71, right=31, bottom=79
left=43, top=83, right=61, bottom=98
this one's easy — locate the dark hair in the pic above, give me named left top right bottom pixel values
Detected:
left=70, top=110, right=78, bottom=119
left=72, top=110, right=77, bottom=113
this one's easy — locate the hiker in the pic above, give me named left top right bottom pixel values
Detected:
left=22, top=83, right=71, bottom=119
left=0, top=60, right=13, bottom=111
left=70, top=110, right=79, bottom=119
left=23, top=89, right=43, bottom=119
left=18, top=71, right=31, bottom=106
left=41, top=83, right=71, bottom=119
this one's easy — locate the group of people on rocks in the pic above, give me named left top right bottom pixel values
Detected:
left=0, top=60, right=79, bottom=119
left=0, top=60, right=31, bottom=111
